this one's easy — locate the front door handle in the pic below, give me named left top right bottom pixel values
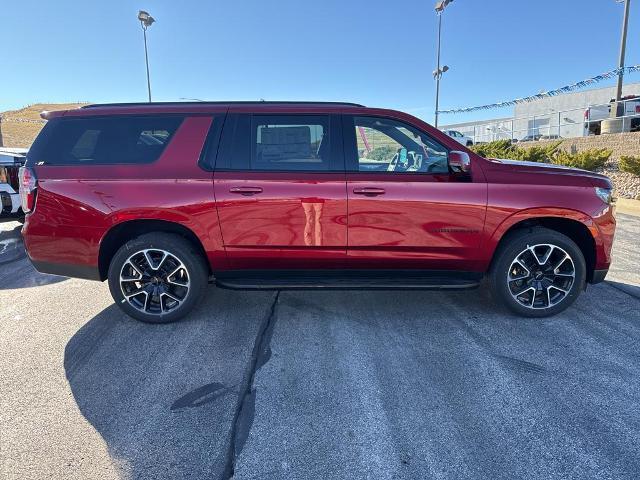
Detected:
left=229, top=186, right=263, bottom=195
left=353, top=187, right=386, bottom=196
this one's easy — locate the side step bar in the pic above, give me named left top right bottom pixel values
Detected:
left=214, top=270, right=482, bottom=291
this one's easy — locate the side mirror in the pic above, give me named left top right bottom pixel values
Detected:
left=448, top=150, right=471, bottom=173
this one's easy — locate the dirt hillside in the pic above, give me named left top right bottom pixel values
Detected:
left=0, top=103, right=88, bottom=148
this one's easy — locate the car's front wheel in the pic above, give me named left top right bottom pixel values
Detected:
left=489, top=228, right=586, bottom=317
left=108, top=233, right=208, bottom=323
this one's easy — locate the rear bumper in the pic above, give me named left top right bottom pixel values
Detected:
left=30, top=259, right=102, bottom=281
left=22, top=214, right=103, bottom=280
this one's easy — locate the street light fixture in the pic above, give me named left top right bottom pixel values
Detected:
left=435, top=0, right=453, bottom=12
left=433, top=65, right=449, bottom=77
left=433, top=0, right=453, bottom=128
left=138, top=10, right=155, bottom=102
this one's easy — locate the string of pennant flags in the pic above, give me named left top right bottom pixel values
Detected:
left=437, top=65, right=640, bottom=115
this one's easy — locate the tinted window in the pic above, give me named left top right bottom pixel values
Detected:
left=350, top=116, right=449, bottom=174
left=252, top=115, right=331, bottom=171
left=30, top=116, right=183, bottom=165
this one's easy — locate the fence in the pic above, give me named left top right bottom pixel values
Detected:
left=451, top=98, right=640, bottom=144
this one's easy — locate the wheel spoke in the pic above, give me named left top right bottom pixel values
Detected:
left=549, top=285, right=569, bottom=295
left=168, top=276, right=189, bottom=287
left=552, top=253, right=572, bottom=274
left=142, top=250, right=155, bottom=270
left=142, top=291, right=150, bottom=312
left=166, top=265, right=189, bottom=286
left=529, top=244, right=554, bottom=266
left=513, top=286, right=535, bottom=298
left=528, top=289, right=537, bottom=307
left=121, top=276, right=140, bottom=283
left=124, top=287, right=145, bottom=298
left=162, top=291, right=182, bottom=303
left=508, top=258, right=530, bottom=282
left=124, top=260, right=143, bottom=278
left=155, top=251, right=169, bottom=270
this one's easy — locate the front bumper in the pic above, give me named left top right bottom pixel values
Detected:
left=0, top=191, right=11, bottom=214
left=0, top=190, right=20, bottom=215
left=591, top=269, right=609, bottom=284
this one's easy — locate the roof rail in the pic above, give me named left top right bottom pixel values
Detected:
left=82, top=101, right=365, bottom=109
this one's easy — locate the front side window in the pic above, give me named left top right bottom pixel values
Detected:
left=35, top=115, right=183, bottom=165
left=351, top=116, right=449, bottom=174
left=251, top=115, right=331, bottom=171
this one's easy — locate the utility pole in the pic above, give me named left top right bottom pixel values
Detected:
left=433, top=0, right=453, bottom=128
left=434, top=12, right=443, bottom=128
left=615, top=0, right=631, bottom=102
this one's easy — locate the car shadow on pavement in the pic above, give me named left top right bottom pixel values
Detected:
left=0, top=224, right=25, bottom=264
left=0, top=256, right=67, bottom=289
left=606, top=280, right=640, bottom=299
left=63, top=287, right=274, bottom=480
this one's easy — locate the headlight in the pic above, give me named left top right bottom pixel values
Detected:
left=595, top=187, right=613, bottom=205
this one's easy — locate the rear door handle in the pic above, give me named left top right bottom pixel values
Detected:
left=229, top=186, right=263, bottom=195
left=353, top=187, right=386, bottom=196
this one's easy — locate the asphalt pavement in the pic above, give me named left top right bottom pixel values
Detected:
left=1, top=213, right=639, bottom=480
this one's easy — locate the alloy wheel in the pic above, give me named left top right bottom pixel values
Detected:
left=507, top=243, right=575, bottom=310
left=119, top=248, right=190, bottom=315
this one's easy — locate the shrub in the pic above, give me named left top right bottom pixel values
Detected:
left=471, top=140, right=515, bottom=159
left=512, top=142, right=561, bottom=163
left=367, top=145, right=396, bottom=162
left=620, top=155, right=640, bottom=176
left=471, top=140, right=560, bottom=163
left=551, top=148, right=612, bottom=171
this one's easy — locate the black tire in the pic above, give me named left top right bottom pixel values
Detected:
left=489, top=227, right=586, bottom=318
left=466, top=140, right=473, bottom=147
left=108, top=232, right=208, bottom=323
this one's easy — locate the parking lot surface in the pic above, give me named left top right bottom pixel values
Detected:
left=1, top=214, right=639, bottom=480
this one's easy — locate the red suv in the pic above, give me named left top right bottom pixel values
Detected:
left=20, top=102, right=615, bottom=322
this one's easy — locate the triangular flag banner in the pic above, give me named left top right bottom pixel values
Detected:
left=438, top=65, right=640, bottom=115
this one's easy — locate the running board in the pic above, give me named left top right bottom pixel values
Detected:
left=214, top=270, right=482, bottom=291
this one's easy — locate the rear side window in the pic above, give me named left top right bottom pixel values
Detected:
left=217, top=114, right=341, bottom=172
left=252, top=116, right=330, bottom=171
left=28, top=116, right=183, bottom=165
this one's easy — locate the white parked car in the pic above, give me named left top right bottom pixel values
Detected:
left=442, top=129, right=474, bottom=146
left=0, top=148, right=27, bottom=218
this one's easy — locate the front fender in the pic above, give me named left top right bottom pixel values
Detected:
left=481, top=207, right=604, bottom=268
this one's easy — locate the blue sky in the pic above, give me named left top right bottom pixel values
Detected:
left=2, top=0, right=638, bottom=124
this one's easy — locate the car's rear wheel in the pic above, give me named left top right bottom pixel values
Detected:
left=489, top=228, right=586, bottom=317
left=108, top=233, right=208, bottom=323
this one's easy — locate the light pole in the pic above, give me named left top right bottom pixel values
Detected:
left=434, top=0, right=453, bottom=128
left=615, top=0, right=631, bottom=103
left=138, top=10, right=155, bottom=103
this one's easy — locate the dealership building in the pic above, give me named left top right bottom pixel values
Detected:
left=441, top=82, right=640, bottom=143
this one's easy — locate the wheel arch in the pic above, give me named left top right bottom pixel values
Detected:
left=488, top=213, right=599, bottom=283
left=98, top=219, right=211, bottom=281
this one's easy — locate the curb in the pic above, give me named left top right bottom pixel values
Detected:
left=616, top=198, right=640, bottom=217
